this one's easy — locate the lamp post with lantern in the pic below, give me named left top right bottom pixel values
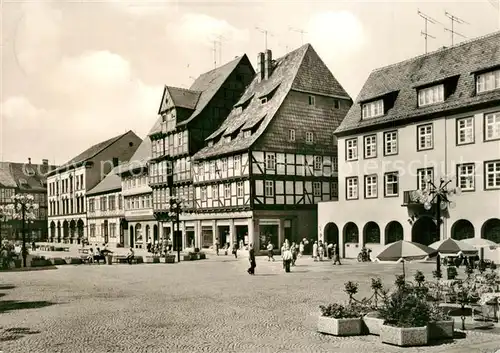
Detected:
left=7, top=194, right=39, bottom=267
left=168, top=197, right=184, bottom=263
left=413, top=176, right=462, bottom=277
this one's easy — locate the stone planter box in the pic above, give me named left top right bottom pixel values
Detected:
left=380, top=324, right=428, bottom=347
left=31, top=259, right=52, bottom=267
left=152, top=257, right=160, bottom=263
left=363, top=311, right=384, bottom=335
left=428, top=320, right=454, bottom=341
left=13, top=259, right=22, bottom=268
left=183, top=255, right=193, bottom=261
left=51, top=258, right=67, bottom=265
left=135, top=256, right=144, bottom=264
left=199, top=253, right=206, bottom=260
left=317, top=316, right=363, bottom=336
left=165, top=255, right=176, bottom=263
left=68, top=257, right=83, bottom=265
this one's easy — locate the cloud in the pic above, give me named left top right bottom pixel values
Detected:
left=13, top=2, right=63, bottom=75
left=1, top=51, right=162, bottom=163
left=307, top=11, right=365, bottom=62
left=106, top=0, right=178, bottom=16
left=168, top=13, right=249, bottom=47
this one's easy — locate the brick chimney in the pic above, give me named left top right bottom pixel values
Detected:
left=264, top=49, right=272, bottom=80
left=257, top=52, right=265, bottom=82
left=112, top=157, right=119, bottom=167
left=28, top=157, right=31, bottom=164
left=42, top=159, right=48, bottom=166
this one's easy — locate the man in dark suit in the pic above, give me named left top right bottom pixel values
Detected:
left=247, top=243, right=256, bottom=275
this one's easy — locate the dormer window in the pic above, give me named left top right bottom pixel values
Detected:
left=244, top=130, right=251, bottom=138
left=207, top=140, right=214, bottom=147
left=477, top=69, right=500, bottom=93
left=305, top=132, right=314, bottom=144
left=224, top=136, right=231, bottom=143
left=418, top=84, right=444, bottom=107
left=362, top=100, right=384, bottom=119
left=260, top=97, right=267, bottom=104
left=308, top=95, right=316, bottom=106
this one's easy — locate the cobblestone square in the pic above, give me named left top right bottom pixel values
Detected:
left=0, top=257, right=499, bottom=353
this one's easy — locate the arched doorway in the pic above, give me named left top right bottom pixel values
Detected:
left=77, top=219, right=84, bottom=244
left=129, top=225, right=134, bottom=248
left=153, top=225, right=158, bottom=243
left=363, top=221, right=381, bottom=244
left=324, top=223, right=339, bottom=245
left=50, top=221, right=56, bottom=242
left=62, top=221, right=69, bottom=243
left=451, top=219, right=474, bottom=240
left=411, top=216, right=437, bottom=246
left=385, top=221, right=404, bottom=244
left=481, top=218, right=500, bottom=243
left=69, top=220, right=76, bottom=243
left=343, top=222, right=359, bottom=243
left=57, top=221, right=61, bottom=243
left=146, top=225, right=151, bottom=243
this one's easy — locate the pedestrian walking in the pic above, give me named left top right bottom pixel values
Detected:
left=247, top=243, right=256, bottom=275
left=267, top=241, right=275, bottom=261
left=327, top=243, right=333, bottom=259
left=299, top=241, right=304, bottom=258
left=318, top=241, right=324, bottom=261
left=215, top=238, right=220, bottom=256
left=281, top=242, right=292, bottom=273
left=312, top=241, right=318, bottom=261
left=232, top=241, right=239, bottom=258
left=290, top=242, right=297, bottom=266
left=332, top=243, right=342, bottom=265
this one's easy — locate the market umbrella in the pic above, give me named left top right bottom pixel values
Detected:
left=429, top=238, right=478, bottom=256
left=376, top=240, right=438, bottom=277
left=462, top=238, right=498, bottom=249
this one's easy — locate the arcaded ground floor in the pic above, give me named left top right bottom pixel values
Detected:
left=0, top=258, right=499, bottom=353
left=154, top=210, right=317, bottom=254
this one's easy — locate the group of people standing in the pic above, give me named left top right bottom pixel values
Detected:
left=312, top=240, right=341, bottom=265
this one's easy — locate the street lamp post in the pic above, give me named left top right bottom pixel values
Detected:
left=7, top=194, right=39, bottom=267
left=414, top=176, right=461, bottom=277
left=168, top=197, right=183, bottom=263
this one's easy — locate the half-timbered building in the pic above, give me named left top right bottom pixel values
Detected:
left=191, top=44, right=352, bottom=253
left=148, top=55, right=255, bottom=248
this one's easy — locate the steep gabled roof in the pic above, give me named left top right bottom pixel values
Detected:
left=0, top=162, right=17, bottom=188
left=193, top=44, right=341, bottom=160
left=87, top=165, right=121, bottom=196
left=50, top=131, right=137, bottom=175
left=158, top=86, right=201, bottom=112
left=336, top=31, right=500, bottom=135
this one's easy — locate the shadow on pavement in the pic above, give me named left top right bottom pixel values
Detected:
left=255, top=273, right=279, bottom=276
left=0, top=300, right=56, bottom=314
left=0, top=327, right=41, bottom=342
left=0, top=285, right=16, bottom=290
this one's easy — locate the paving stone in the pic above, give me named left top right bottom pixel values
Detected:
left=0, top=257, right=498, bottom=352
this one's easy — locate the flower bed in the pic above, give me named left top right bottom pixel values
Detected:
left=317, top=303, right=363, bottom=336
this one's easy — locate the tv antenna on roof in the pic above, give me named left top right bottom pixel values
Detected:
left=255, top=26, right=273, bottom=51
left=444, top=11, right=469, bottom=46
left=215, top=35, right=226, bottom=67
left=289, top=27, right=308, bottom=45
left=486, top=0, right=499, bottom=29
left=418, top=10, right=441, bottom=54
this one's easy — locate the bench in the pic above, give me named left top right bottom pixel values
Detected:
left=114, top=256, right=139, bottom=264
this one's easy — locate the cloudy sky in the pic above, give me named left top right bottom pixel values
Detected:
left=1, top=0, right=499, bottom=165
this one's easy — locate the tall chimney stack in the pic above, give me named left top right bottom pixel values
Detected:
left=28, top=157, right=31, bottom=165
left=257, top=52, right=265, bottom=82
left=264, top=49, right=272, bottom=80
left=42, top=159, right=48, bottom=166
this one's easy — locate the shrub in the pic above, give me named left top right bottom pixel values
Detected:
left=319, top=303, right=364, bottom=319
left=447, top=266, right=458, bottom=279
left=414, top=270, right=425, bottom=286
left=429, top=304, right=451, bottom=322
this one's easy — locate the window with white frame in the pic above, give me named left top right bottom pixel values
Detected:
left=417, top=168, right=434, bottom=190
left=178, top=132, right=183, bottom=146
left=244, top=130, right=251, bottom=138
left=305, top=132, right=314, bottom=144
left=457, top=163, right=475, bottom=191
left=485, top=160, right=500, bottom=189
left=384, top=172, right=399, bottom=197
left=485, top=112, right=500, bottom=141
left=264, top=180, right=274, bottom=197
left=222, top=158, right=228, bottom=172
left=237, top=182, right=244, bottom=197
left=288, top=129, right=296, bottom=142
left=308, top=95, right=315, bottom=106
left=346, top=138, right=358, bottom=161
left=346, top=177, right=358, bottom=200
left=476, top=69, right=500, bottom=93
left=234, top=155, right=241, bottom=171
left=266, top=154, right=276, bottom=169
left=418, top=84, right=444, bottom=106
left=364, top=175, right=377, bottom=198
left=212, top=186, right=219, bottom=199
left=417, top=124, right=433, bottom=150
left=330, top=182, right=338, bottom=198
left=364, top=135, right=377, bottom=158
left=457, top=117, right=474, bottom=144
left=314, top=156, right=322, bottom=170
left=362, top=99, right=384, bottom=119
left=201, top=186, right=207, bottom=201
left=224, top=184, right=231, bottom=198
left=384, top=131, right=398, bottom=155
left=313, top=182, right=321, bottom=196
